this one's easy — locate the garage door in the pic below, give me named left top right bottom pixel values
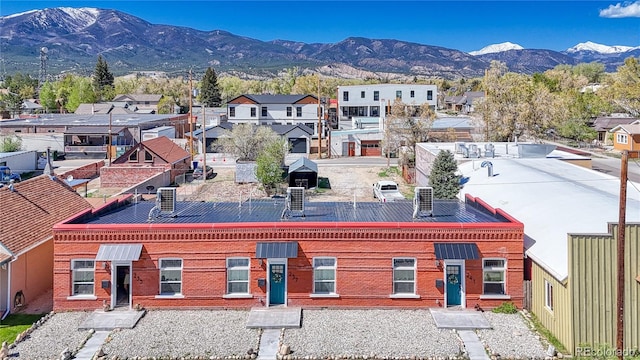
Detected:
left=290, top=138, right=307, bottom=153
left=361, top=140, right=381, bottom=156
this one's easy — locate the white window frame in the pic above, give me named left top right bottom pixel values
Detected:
left=229, top=107, right=236, bottom=117
left=286, top=106, right=292, bottom=117
left=226, top=257, right=250, bottom=295
left=617, top=133, right=628, bottom=144
left=545, top=280, right=554, bottom=312
left=296, top=106, right=302, bottom=117
left=261, top=106, right=268, bottom=117
left=482, top=258, right=506, bottom=295
left=250, top=107, right=256, bottom=117
left=159, top=258, right=183, bottom=296
left=71, top=259, right=95, bottom=297
left=312, top=257, right=337, bottom=295
left=392, top=257, right=416, bottom=296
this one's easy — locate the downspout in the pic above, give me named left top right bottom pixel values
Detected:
left=2, top=260, right=12, bottom=320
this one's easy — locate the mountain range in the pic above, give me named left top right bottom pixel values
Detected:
left=1, top=7, right=638, bottom=80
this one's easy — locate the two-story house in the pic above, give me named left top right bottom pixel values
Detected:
left=226, top=94, right=323, bottom=135
left=337, top=84, right=437, bottom=121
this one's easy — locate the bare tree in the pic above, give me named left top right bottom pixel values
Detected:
left=214, top=124, right=282, bottom=161
left=381, top=99, right=435, bottom=166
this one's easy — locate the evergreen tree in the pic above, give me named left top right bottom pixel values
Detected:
left=93, top=55, right=114, bottom=100
left=200, top=67, right=221, bottom=107
left=428, top=150, right=461, bottom=199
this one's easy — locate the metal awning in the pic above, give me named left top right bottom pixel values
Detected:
left=434, top=243, right=480, bottom=260
left=256, top=242, right=298, bottom=259
left=95, top=244, right=143, bottom=261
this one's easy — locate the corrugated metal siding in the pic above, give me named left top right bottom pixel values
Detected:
left=531, top=262, right=572, bottom=351
left=569, top=224, right=640, bottom=351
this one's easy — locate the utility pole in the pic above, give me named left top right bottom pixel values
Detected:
left=317, top=75, right=322, bottom=159
left=202, top=106, right=207, bottom=175
left=108, top=113, right=112, bottom=166
left=617, top=150, right=629, bottom=360
left=188, top=69, right=194, bottom=163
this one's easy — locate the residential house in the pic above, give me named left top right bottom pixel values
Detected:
left=226, top=94, right=323, bottom=135
left=52, top=191, right=524, bottom=311
left=592, top=116, right=637, bottom=145
left=100, top=136, right=191, bottom=188
left=0, top=175, right=93, bottom=315
left=443, top=91, right=484, bottom=114
left=415, top=142, right=640, bottom=353
left=337, top=84, right=437, bottom=121
left=112, top=94, right=163, bottom=114
left=610, top=120, right=640, bottom=151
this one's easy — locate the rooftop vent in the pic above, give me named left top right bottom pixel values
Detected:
left=281, top=187, right=305, bottom=219
left=413, top=187, right=433, bottom=218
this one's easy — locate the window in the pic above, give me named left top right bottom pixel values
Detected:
left=227, top=258, right=250, bottom=294
left=393, top=258, right=416, bottom=294
left=361, top=91, right=365, bottom=98
left=71, top=260, right=95, bottom=296
left=427, top=90, right=433, bottom=101
left=313, top=257, right=336, bottom=294
left=296, top=107, right=302, bottom=117
left=410, top=90, right=415, bottom=98
left=229, top=107, right=236, bottom=117
left=617, top=133, right=628, bottom=144
left=159, top=259, right=182, bottom=295
left=374, top=91, right=379, bottom=101
left=286, top=106, right=292, bottom=117
left=343, top=91, right=349, bottom=101
left=250, top=108, right=256, bottom=117
left=129, top=150, right=138, bottom=162
left=144, top=151, right=153, bottom=162
left=396, top=90, right=402, bottom=99
left=545, top=280, right=554, bottom=311
left=483, top=259, right=506, bottom=294
left=371, top=106, right=380, bottom=117
left=261, top=107, right=267, bottom=117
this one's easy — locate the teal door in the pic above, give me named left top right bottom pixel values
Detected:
left=269, top=264, right=285, bottom=305
left=446, top=265, right=462, bottom=306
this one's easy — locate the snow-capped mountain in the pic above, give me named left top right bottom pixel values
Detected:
left=566, top=41, right=637, bottom=54
left=469, top=42, right=524, bottom=56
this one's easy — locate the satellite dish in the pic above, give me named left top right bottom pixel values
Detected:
left=66, top=175, right=74, bottom=182
left=41, top=47, right=48, bottom=54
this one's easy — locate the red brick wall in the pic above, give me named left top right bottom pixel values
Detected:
left=60, top=161, right=105, bottom=180
left=53, top=224, right=524, bottom=311
left=100, top=166, right=167, bottom=188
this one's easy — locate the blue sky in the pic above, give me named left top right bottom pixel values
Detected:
left=1, top=1, right=639, bottom=52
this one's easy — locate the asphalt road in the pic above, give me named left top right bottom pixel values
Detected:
left=591, top=156, right=640, bottom=184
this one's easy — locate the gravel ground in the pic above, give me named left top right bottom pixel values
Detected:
left=101, top=310, right=259, bottom=359
left=284, top=309, right=463, bottom=358
left=9, top=309, right=551, bottom=359
left=477, top=312, right=549, bottom=359
left=9, top=311, right=93, bottom=360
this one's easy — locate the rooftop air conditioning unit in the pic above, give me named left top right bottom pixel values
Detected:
left=282, top=187, right=305, bottom=219
left=413, top=187, right=434, bottom=218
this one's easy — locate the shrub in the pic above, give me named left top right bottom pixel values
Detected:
left=492, top=301, right=518, bottom=314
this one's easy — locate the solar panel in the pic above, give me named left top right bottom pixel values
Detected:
left=413, top=186, right=433, bottom=218
left=157, top=187, right=176, bottom=213
left=288, top=187, right=305, bottom=212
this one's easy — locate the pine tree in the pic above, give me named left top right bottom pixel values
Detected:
left=428, top=150, right=461, bottom=199
left=200, top=67, right=221, bottom=107
left=93, top=55, right=114, bottom=100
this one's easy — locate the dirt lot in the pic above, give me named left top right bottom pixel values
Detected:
left=182, top=165, right=412, bottom=203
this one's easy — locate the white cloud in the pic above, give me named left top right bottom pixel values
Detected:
left=600, top=1, right=640, bottom=18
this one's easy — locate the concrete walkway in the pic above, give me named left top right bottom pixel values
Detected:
left=246, top=307, right=302, bottom=329
left=458, top=330, right=490, bottom=360
left=257, top=329, right=280, bottom=360
left=73, top=330, right=110, bottom=360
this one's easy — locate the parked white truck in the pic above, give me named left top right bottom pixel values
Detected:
left=372, top=180, right=405, bottom=202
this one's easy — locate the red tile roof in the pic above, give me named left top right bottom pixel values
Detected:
left=141, top=136, right=190, bottom=164
left=0, top=175, right=93, bottom=256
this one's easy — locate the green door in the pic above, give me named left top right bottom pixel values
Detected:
left=269, top=263, right=285, bottom=305
left=446, top=265, right=461, bottom=306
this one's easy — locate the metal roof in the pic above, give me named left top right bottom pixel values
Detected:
left=0, top=114, right=178, bottom=127
left=288, top=157, right=318, bottom=174
left=434, top=243, right=480, bottom=260
left=95, top=244, right=143, bottom=261
left=256, top=242, right=298, bottom=258
left=74, top=199, right=510, bottom=225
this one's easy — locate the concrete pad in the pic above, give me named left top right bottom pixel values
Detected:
left=246, top=307, right=302, bottom=329
left=79, top=309, right=146, bottom=331
left=459, top=330, right=490, bottom=360
left=429, top=308, right=491, bottom=329
left=257, top=329, right=280, bottom=360
left=73, top=330, right=110, bottom=360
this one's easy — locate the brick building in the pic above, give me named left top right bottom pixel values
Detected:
left=53, top=192, right=524, bottom=311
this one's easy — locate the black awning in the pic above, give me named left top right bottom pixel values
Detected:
left=256, top=242, right=298, bottom=258
left=434, top=243, right=479, bottom=260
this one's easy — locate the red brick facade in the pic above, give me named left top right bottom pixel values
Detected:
left=53, top=197, right=524, bottom=311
